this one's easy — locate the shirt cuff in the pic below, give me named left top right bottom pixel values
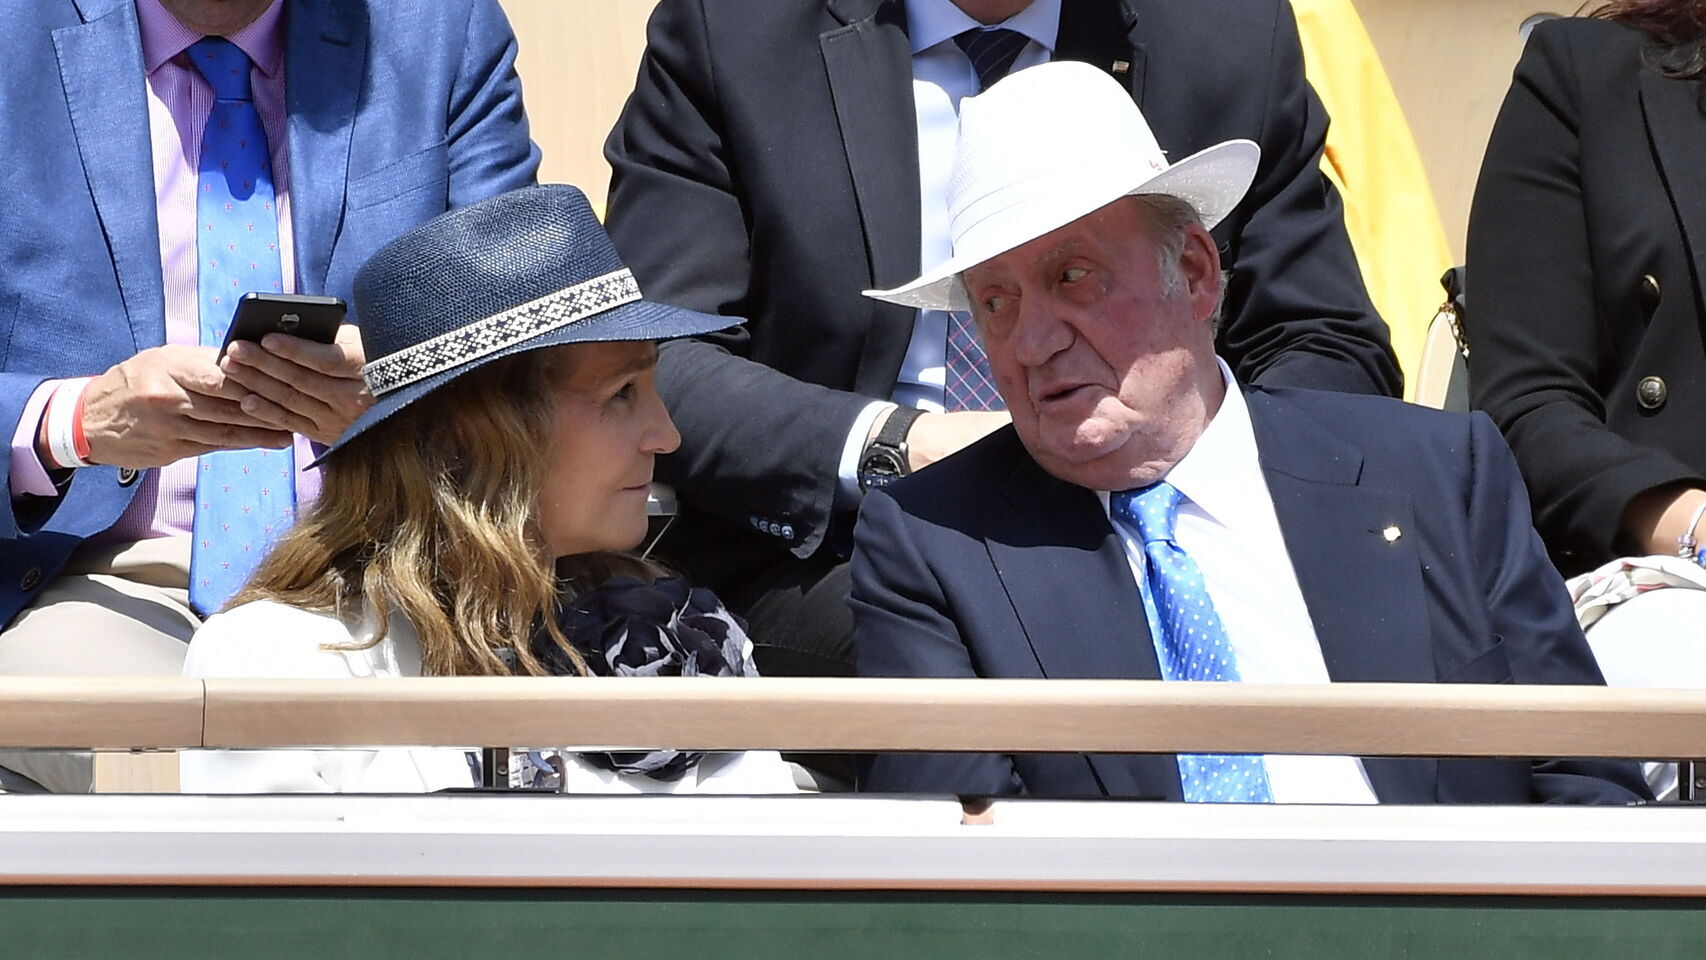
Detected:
left=9, top=380, right=65, bottom=500
left=836, top=400, right=899, bottom=509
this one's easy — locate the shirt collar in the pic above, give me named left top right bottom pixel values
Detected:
left=137, top=0, right=286, bottom=78
left=1157, top=359, right=1265, bottom=534
left=1098, top=359, right=1266, bottom=535
left=906, top=0, right=1061, bottom=57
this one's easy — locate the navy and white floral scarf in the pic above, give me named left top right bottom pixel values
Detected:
left=529, top=576, right=758, bottom=782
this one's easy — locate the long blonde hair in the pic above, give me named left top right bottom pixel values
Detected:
left=233, top=348, right=647, bottom=677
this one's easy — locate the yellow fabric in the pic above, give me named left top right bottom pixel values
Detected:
left=1293, top=0, right=1453, bottom=401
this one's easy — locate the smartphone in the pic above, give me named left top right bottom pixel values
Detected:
left=217, top=293, right=345, bottom=359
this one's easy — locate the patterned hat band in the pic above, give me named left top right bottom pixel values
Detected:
left=361, top=268, right=643, bottom=397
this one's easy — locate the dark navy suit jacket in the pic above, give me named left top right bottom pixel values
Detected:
left=0, top=0, right=539, bottom=626
left=851, top=386, right=1651, bottom=804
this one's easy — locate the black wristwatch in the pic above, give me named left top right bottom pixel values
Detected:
left=858, top=406, right=924, bottom=493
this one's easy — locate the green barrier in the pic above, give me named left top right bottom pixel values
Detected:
left=6, top=890, right=1706, bottom=959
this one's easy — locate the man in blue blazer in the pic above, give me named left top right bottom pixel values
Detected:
left=850, top=62, right=1648, bottom=804
left=0, top=0, right=537, bottom=790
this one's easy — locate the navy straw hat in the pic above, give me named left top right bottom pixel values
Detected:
left=316, top=184, right=729, bottom=462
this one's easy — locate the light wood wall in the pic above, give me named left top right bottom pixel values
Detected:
left=1353, top=0, right=1555, bottom=257
left=500, top=2, right=655, bottom=214
left=499, top=0, right=1554, bottom=258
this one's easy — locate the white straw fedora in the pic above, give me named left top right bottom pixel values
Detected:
left=865, top=60, right=1260, bottom=313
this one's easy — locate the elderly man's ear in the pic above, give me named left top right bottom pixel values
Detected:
left=1180, top=224, right=1224, bottom=323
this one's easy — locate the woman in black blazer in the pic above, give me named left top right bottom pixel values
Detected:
left=1468, top=2, right=1706, bottom=578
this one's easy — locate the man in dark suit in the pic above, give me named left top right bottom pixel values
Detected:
left=604, top=0, right=1401, bottom=681
left=849, top=61, right=1646, bottom=804
left=0, top=0, right=537, bottom=791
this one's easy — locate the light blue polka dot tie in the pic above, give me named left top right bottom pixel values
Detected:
left=1112, top=482, right=1273, bottom=803
left=186, top=37, right=294, bottom=616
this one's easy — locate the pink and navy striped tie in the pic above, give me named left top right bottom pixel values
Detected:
left=954, top=26, right=1029, bottom=94
left=944, top=28, right=1030, bottom=412
left=186, top=37, right=294, bottom=615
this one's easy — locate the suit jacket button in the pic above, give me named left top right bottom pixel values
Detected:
left=1641, top=274, right=1662, bottom=310
left=1637, top=376, right=1668, bottom=410
left=20, top=567, right=42, bottom=592
left=116, top=467, right=139, bottom=487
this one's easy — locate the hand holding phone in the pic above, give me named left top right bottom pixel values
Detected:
left=217, top=298, right=372, bottom=445
left=217, top=293, right=345, bottom=360
left=71, top=294, right=358, bottom=467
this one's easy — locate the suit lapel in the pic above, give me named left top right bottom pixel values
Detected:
left=54, top=0, right=164, bottom=351
left=986, top=445, right=1182, bottom=800
left=1640, top=68, right=1706, bottom=329
left=285, top=0, right=367, bottom=295
left=1055, top=0, right=1146, bottom=106
left=988, top=453, right=1157, bottom=682
left=821, top=0, right=919, bottom=292
left=1246, top=390, right=1436, bottom=801
left=821, top=0, right=923, bottom=394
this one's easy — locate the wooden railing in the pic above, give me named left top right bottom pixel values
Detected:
left=3, top=677, right=1703, bottom=758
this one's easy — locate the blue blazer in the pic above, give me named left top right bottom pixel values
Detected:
left=851, top=387, right=1652, bottom=805
left=0, top=0, right=539, bottom=625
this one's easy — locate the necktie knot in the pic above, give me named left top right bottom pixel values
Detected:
left=188, top=37, right=254, bottom=102
left=953, top=26, right=1029, bottom=92
left=1112, top=481, right=1183, bottom=546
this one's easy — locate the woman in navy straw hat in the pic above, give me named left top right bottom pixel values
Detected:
left=181, top=185, right=797, bottom=794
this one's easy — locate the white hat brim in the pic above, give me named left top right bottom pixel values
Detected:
left=864, top=139, right=1260, bottom=313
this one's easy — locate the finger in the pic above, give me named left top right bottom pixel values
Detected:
left=238, top=392, right=322, bottom=439
left=225, top=341, right=360, bottom=411
left=177, top=390, right=281, bottom=429
left=175, top=417, right=295, bottom=451
left=335, top=322, right=366, bottom=362
left=225, top=348, right=371, bottom=435
left=257, top=327, right=365, bottom=378
left=94, top=417, right=292, bottom=460
left=220, top=356, right=337, bottom=424
left=168, top=347, right=252, bottom=402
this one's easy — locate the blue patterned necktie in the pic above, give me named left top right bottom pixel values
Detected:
left=187, top=37, right=294, bottom=616
left=1112, top=482, right=1274, bottom=803
left=941, top=27, right=1029, bottom=413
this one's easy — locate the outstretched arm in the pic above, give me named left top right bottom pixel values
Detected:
left=603, top=0, right=875, bottom=559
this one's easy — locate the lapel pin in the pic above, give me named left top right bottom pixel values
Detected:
left=1111, top=60, right=1130, bottom=76
left=1381, top=524, right=1402, bottom=543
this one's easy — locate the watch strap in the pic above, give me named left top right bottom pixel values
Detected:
left=874, top=404, right=924, bottom=449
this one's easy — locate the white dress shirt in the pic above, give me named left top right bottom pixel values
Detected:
left=836, top=0, right=1060, bottom=502
left=1100, top=361, right=1380, bottom=804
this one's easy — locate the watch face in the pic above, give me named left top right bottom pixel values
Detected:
left=859, top=448, right=907, bottom=491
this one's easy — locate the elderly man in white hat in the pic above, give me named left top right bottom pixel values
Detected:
left=849, top=61, right=1648, bottom=806
left=604, top=0, right=1402, bottom=712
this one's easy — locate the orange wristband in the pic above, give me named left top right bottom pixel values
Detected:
left=71, top=387, right=91, bottom=464
left=43, top=379, right=94, bottom=469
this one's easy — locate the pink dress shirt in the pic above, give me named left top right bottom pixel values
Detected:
left=8, top=0, right=321, bottom=544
